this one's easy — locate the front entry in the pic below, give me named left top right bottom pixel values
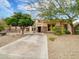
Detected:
left=38, top=27, right=41, bottom=32
left=48, top=24, right=51, bottom=31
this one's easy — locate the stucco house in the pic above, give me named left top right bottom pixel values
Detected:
left=33, top=19, right=72, bottom=33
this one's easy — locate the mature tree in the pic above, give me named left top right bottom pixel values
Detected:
left=37, top=0, right=57, bottom=20
left=55, top=0, right=79, bottom=34
left=37, top=0, right=79, bottom=34
left=18, top=14, right=34, bottom=34
left=5, top=16, right=19, bottom=31
left=5, top=12, right=34, bottom=34
left=11, top=12, right=23, bottom=30
left=4, top=17, right=13, bottom=31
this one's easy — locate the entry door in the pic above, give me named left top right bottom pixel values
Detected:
left=48, top=24, right=51, bottom=31
left=38, top=27, right=41, bottom=32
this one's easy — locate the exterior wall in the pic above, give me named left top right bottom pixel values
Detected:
left=34, top=20, right=48, bottom=32
left=67, top=24, right=72, bottom=34
left=41, top=26, right=48, bottom=32
left=34, top=20, right=72, bottom=33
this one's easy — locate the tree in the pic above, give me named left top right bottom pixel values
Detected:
left=5, top=16, right=19, bottom=31
left=54, top=0, right=79, bottom=34
left=4, top=17, right=13, bottom=31
left=18, top=14, right=34, bottom=34
left=11, top=12, right=23, bottom=31
left=5, top=12, right=34, bottom=34
left=37, top=0, right=57, bottom=20
left=18, top=19, right=28, bottom=34
left=37, top=0, right=79, bottom=34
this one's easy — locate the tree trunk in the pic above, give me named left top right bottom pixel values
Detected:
left=8, top=25, right=11, bottom=31
left=22, top=28, right=24, bottom=35
left=15, top=26, right=17, bottom=31
left=70, top=23, right=74, bottom=34
left=20, top=26, right=25, bottom=35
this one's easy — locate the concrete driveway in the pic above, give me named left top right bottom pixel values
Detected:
left=0, top=34, right=48, bottom=59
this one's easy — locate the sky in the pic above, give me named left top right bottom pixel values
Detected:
left=0, top=0, right=39, bottom=19
left=0, top=0, right=78, bottom=21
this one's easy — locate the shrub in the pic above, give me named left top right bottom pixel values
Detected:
left=64, top=29, right=71, bottom=34
left=49, top=37, right=56, bottom=41
left=0, top=25, right=5, bottom=32
left=52, top=26, right=70, bottom=35
left=52, top=26, right=63, bottom=35
left=74, top=25, right=79, bottom=34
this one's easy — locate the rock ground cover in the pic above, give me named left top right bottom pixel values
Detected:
left=0, top=33, right=24, bottom=47
left=48, top=35, right=79, bottom=59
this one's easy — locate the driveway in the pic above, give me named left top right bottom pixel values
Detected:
left=0, top=34, right=48, bottom=59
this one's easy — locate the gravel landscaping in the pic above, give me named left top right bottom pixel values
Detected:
left=48, top=35, right=79, bottom=59
left=0, top=33, right=24, bottom=47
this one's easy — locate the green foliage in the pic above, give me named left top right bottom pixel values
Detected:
left=52, top=26, right=70, bottom=35
left=74, top=25, right=79, bottom=34
left=4, top=12, right=33, bottom=27
left=64, top=29, right=71, bottom=34
left=0, top=25, right=5, bottom=32
left=38, top=0, right=57, bottom=20
left=4, top=12, right=34, bottom=34
left=4, top=17, right=13, bottom=25
left=0, top=20, right=7, bottom=32
left=52, top=26, right=63, bottom=35
left=18, top=19, right=28, bottom=26
left=38, top=0, right=79, bottom=34
left=49, top=37, right=56, bottom=41
left=18, top=14, right=34, bottom=27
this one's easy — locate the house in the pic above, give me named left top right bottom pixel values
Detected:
left=33, top=19, right=71, bottom=33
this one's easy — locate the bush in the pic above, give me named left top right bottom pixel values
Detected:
left=49, top=37, right=56, bottom=41
left=64, top=29, right=71, bottom=34
left=75, top=26, right=79, bottom=34
left=0, top=25, right=5, bottom=32
left=52, top=26, right=70, bottom=35
left=52, top=26, right=63, bottom=35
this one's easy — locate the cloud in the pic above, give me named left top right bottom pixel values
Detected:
left=17, top=4, right=36, bottom=11
left=0, top=0, right=11, bottom=8
left=0, top=0, right=13, bottom=16
left=17, top=0, right=37, bottom=3
left=0, top=0, right=39, bottom=18
left=16, top=0, right=39, bottom=11
left=16, top=0, right=29, bottom=2
left=32, top=2, right=39, bottom=8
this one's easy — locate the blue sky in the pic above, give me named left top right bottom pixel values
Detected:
left=0, top=0, right=38, bottom=19
left=0, top=0, right=78, bottom=20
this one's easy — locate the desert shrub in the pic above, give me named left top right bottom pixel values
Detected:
left=49, top=37, right=56, bottom=41
left=52, top=26, right=70, bottom=35
left=64, top=29, right=71, bottom=34
left=0, top=20, right=6, bottom=32
left=52, top=26, right=63, bottom=35
left=0, top=25, right=5, bottom=31
left=74, top=25, right=79, bottom=34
